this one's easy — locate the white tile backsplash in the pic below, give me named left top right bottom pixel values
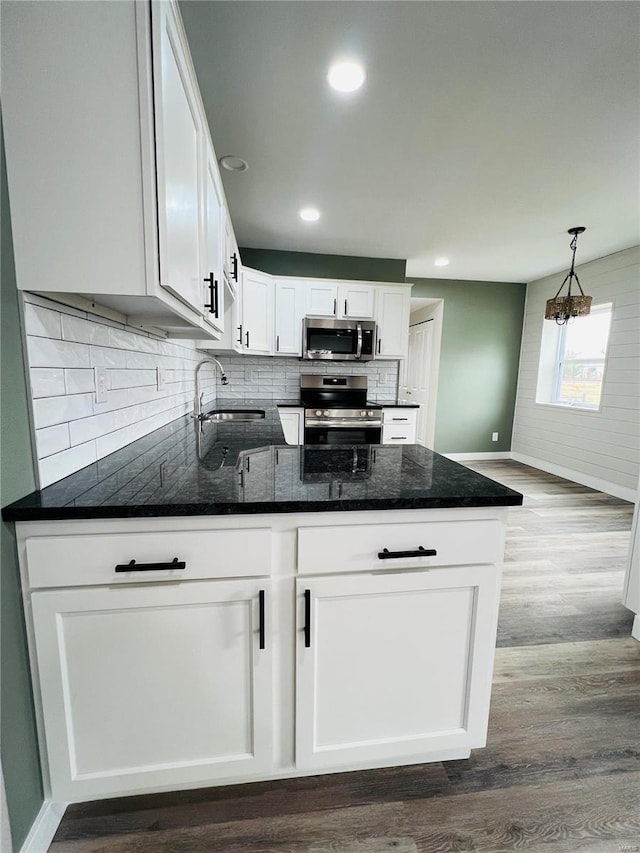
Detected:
left=64, top=368, right=96, bottom=395
left=218, top=354, right=399, bottom=403
left=35, top=424, right=71, bottom=458
left=22, top=295, right=399, bottom=487
left=24, top=303, right=62, bottom=338
left=38, top=440, right=98, bottom=487
left=27, top=336, right=91, bottom=368
left=22, top=294, right=218, bottom=487
left=30, top=367, right=66, bottom=398
left=32, top=393, right=94, bottom=429
left=61, top=313, right=112, bottom=346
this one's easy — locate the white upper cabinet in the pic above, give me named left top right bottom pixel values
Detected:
left=153, top=0, right=204, bottom=315
left=241, top=269, right=274, bottom=355
left=340, top=283, right=376, bottom=319
left=375, top=285, right=412, bottom=359
left=2, top=0, right=232, bottom=339
left=224, top=212, right=241, bottom=289
left=274, top=280, right=306, bottom=355
left=306, top=281, right=340, bottom=317
left=305, top=281, right=376, bottom=319
left=202, top=143, right=225, bottom=332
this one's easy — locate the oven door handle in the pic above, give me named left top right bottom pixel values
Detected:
left=356, top=322, right=363, bottom=360
left=305, top=418, right=382, bottom=428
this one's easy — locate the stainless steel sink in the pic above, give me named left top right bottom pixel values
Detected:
left=202, top=409, right=265, bottom=423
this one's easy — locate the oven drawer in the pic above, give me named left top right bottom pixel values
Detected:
left=297, top=519, right=502, bottom=574
left=26, top=527, right=272, bottom=588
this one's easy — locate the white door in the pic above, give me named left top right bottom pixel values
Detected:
left=306, top=281, right=339, bottom=317
left=400, top=319, right=436, bottom=447
left=153, top=2, right=203, bottom=314
left=202, top=143, right=225, bottom=332
left=32, top=579, right=272, bottom=801
left=296, top=565, right=500, bottom=770
left=340, top=284, right=375, bottom=319
left=242, top=269, right=273, bottom=354
left=274, top=280, right=305, bottom=355
left=375, top=287, right=410, bottom=359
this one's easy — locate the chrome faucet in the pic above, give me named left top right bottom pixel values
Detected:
left=193, top=357, right=228, bottom=420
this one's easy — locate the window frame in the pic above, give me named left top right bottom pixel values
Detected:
left=536, top=302, right=612, bottom=412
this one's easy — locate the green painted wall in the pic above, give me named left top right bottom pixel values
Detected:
left=409, top=278, right=526, bottom=454
left=240, top=247, right=406, bottom=282
left=1, top=119, right=43, bottom=851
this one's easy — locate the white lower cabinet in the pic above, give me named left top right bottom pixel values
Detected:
left=295, top=565, right=499, bottom=770
left=32, top=578, right=272, bottom=801
left=18, top=507, right=506, bottom=803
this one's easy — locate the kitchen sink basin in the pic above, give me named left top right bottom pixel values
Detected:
left=202, top=409, right=265, bottom=423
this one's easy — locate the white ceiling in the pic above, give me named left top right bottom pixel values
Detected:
left=180, top=1, right=640, bottom=283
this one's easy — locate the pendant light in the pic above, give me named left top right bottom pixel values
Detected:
left=545, top=227, right=592, bottom=324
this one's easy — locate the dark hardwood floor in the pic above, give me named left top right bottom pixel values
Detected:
left=49, top=461, right=639, bottom=853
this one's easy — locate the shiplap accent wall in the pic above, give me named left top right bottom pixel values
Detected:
left=22, top=293, right=218, bottom=488
left=512, top=246, right=640, bottom=501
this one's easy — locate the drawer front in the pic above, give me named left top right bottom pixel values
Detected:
left=26, top=528, right=272, bottom=588
left=382, top=408, right=417, bottom=426
left=298, top=519, right=501, bottom=574
left=382, top=425, right=415, bottom=444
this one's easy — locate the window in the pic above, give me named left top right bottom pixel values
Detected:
left=536, top=303, right=612, bottom=410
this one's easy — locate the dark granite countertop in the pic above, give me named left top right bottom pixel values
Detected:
left=2, top=400, right=522, bottom=521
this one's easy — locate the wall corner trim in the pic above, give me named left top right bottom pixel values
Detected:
left=19, top=800, right=66, bottom=853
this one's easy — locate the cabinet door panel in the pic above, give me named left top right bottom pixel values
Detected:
left=154, top=3, right=203, bottom=313
left=296, top=566, right=500, bottom=769
left=203, top=145, right=225, bottom=331
left=242, top=271, right=273, bottom=354
left=340, top=284, right=375, bottom=318
left=306, top=282, right=338, bottom=317
left=376, top=287, right=410, bottom=359
left=274, top=281, right=305, bottom=355
left=33, top=580, right=271, bottom=800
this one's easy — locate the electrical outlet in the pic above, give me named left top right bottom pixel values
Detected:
left=156, top=367, right=165, bottom=391
left=492, top=432, right=499, bottom=442
left=94, top=367, right=109, bottom=404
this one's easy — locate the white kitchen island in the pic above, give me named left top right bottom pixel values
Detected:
left=3, top=409, right=522, bottom=806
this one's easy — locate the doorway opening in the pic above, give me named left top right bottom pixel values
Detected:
left=398, top=298, right=443, bottom=448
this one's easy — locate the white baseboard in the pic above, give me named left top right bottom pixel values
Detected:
left=511, top=452, right=638, bottom=503
left=632, top=615, right=640, bottom=642
left=445, top=452, right=513, bottom=462
left=20, top=800, right=66, bottom=853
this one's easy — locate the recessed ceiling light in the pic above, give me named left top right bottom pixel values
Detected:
left=327, top=61, right=366, bottom=93
left=299, top=207, right=321, bottom=222
left=219, top=155, right=249, bottom=173
left=434, top=257, right=450, bottom=267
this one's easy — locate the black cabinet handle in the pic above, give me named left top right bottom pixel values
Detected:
left=115, top=557, right=186, bottom=573
left=377, top=546, right=437, bottom=560
left=392, top=417, right=408, bottom=422
left=276, top=335, right=280, bottom=352
left=344, top=299, right=348, bottom=315
left=377, top=339, right=382, bottom=354
left=258, top=590, right=265, bottom=650
left=232, top=252, right=239, bottom=282
left=333, top=298, right=337, bottom=316
left=245, top=330, right=250, bottom=348
left=304, top=589, right=311, bottom=648
left=237, top=324, right=243, bottom=345
left=204, top=272, right=215, bottom=314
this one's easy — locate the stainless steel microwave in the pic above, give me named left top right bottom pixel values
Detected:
left=302, top=317, right=376, bottom=361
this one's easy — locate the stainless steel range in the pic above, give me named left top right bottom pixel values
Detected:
left=300, top=375, right=382, bottom=445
